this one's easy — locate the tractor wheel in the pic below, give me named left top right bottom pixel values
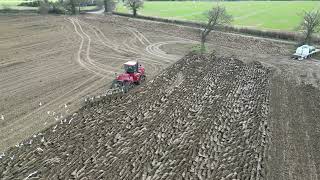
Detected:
left=138, top=75, right=146, bottom=85
left=141, top=75, right=146, bottom=82
left=122, top=82, right=131, bottom=93
left=111, top=80, right=121, bottom=89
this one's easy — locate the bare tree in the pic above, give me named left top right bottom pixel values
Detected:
left=104, top=0, right=108, bottom=12
left=65, top=0, right=84, bottom=15
left=38, top=0, right=50, bottom=14
left=104, top=0, right=115, bottom=13
left=200, top=5, right=232, bottom=52
left=299, top=9, right=320, bottom=44
left=69, top=0, right=77, bottom=14
left=125, top=0, right=143, bottom=17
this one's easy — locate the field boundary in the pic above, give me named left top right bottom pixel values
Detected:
left=112, top=12, right=320, bottom=44
left=0, top=8, right=37, bottom=13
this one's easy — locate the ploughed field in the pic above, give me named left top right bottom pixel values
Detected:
left=1, top=14, right=320, bottom=179
left=0, top=53, right=272, bottom=179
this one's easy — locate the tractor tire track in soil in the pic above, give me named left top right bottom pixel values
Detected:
left=0, top=17, right=113, bottom=150
left=0, top=15, right=189, bottom=152
left=0, top=54, right=272, bottom=179
left=266, top=77, right=320, bottom=180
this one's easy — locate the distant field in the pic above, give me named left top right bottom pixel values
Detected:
left=0, top=0, right=97, bottom=11
left=117, top=1, right=320, bottom=31
left=0, top=0, right=37, bottom=10
left=0, top=0, right=25, bottom=6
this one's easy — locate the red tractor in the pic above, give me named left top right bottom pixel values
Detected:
left=111, top=61, right=146, bottom=92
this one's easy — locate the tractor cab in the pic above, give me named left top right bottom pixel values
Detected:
left=124, top=61, right=139, bottom=73
left=123, top=61, right=145, bottom=74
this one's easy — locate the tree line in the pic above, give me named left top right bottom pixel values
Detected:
left=36, top=0, right=140, bottom=15
left=36, top=0, right=105, bottom=14
left=35, top=0, right=320, bottom=53
left=199, top=5, right=320, bottom=53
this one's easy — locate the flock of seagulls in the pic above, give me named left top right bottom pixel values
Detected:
left=45, top=103, right=70, bottom=125
left=0, top=101, right=72, bottom=162
left=0, top=98, right=86, bottom=171
left=0, top=152, right=4, bottom=159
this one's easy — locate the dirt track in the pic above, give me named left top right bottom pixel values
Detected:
left=1, top=14, right=320, bottom=179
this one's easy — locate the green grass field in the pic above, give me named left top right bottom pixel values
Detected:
left=0, top=0, right=38, bottom=10
left=0, top=0, right=58, bottom=6
left=0, top=0, right=98, bottom=11
left=117, top=1, right=320, bottom=31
